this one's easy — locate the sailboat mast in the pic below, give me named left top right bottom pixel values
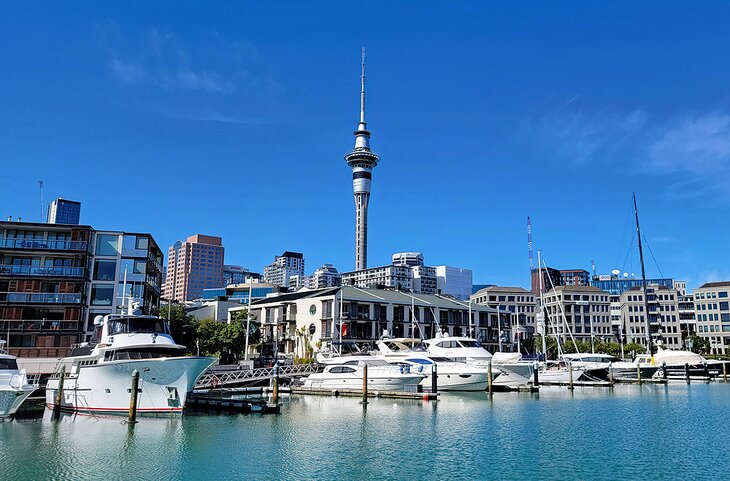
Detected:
left=538, top=250, right=547, bottom=358
left=633, top=192, right=653, bottom=355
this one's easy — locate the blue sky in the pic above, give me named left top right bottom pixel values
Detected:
left=2, top=2, right=730, bottom=290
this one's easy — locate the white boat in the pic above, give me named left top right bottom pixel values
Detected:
left=315, top=342, right=376, bottom=365
left=45, top=303, right=216, bottom=416
left=303, top=358, right=424, bottom=391
left=375, top=339, right=492, bottom=391
left=609, top=356, right=661, bottom=380
left=637, top=349, right=722, bottom=380
left=1, top=341, right=39, bottom=420
left=490, top=352, right=534, bottom=387
left=422, top=336, right=493, bottom=363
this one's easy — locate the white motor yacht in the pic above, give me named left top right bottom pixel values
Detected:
left=636, top=349, right=722, bottom=380
left=315, top=342, right=376, bottom=365
left=45, top=302, right=217, bottom=416
left=561, top=353, right=619, bottom=381
left=303, top=358, right=424, bottom=391
left=375, top=339, right=492, bottom=391
left=422, top=336, right=493, bottom=363
left=1, top=340, right=39, bottom=420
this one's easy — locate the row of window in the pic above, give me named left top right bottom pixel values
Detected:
left=696, top=291, right=729, bottom=300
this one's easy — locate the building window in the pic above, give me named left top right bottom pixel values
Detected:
left=95, top=234, right=119, bottom=256
left=91, top=284, right=115, bottom=305
left=93, top=260, right=117, bottom=281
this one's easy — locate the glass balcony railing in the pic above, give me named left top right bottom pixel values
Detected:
left=0, top=320, right=79, bottom=331
left=0, top=265, right=84, bottom=277
left=0, top=238, right=87, bottom=251
left=0, top=292, right=82, bottom=304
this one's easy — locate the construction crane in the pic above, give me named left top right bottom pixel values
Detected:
left=527, top=216, right=534, bottom=271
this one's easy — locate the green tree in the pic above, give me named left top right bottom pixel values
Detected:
left=195, top=318, right=223, bottom=356
left=686, top=334, right=710, bottom=354
left=623, top=342, right=647, bottom=356
left=218, top=321, right=246, bottom=364
left=159, top=303, right=197, bottom=352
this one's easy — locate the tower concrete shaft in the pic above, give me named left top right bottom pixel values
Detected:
left=345, top=48, right=379, bottom=271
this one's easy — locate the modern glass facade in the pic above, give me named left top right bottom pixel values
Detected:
left=591, top=277, right=674, bottom=296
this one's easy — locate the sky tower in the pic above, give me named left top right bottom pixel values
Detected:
left=345, top=48, right=380, bottom=271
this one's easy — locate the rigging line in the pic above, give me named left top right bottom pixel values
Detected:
left=614, top=201, right=635, bottom=269
left=642, top=234, right=665, bottom=279
left=620, top=233, right=635, bottom=273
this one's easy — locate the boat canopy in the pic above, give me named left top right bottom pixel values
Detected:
left=492, top=352, right=523, bottom=363
left=653, top=349, right=706, bottom=365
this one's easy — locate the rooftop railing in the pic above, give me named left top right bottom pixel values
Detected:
left=0, top=292, right=82, bottom=304
left=0, top=265, right=84, bottom=277
left=0, top=238, right=87, bottom=251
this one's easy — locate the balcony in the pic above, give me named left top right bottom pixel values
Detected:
left=0, top=319, right=79, bottom=332
left=0, top=292, right=82, bottom=304
left=0, top=238, right=87, bottom=251
left=0, top=265, right=84, bottom=278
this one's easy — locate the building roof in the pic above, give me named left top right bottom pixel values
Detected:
left=698, top=281, right=730, bottom=289
left=251, top=285, right=499, bottom=312
left=472, top=286, right=531, bottom=296
left=545, top=285, right=607, bottom=294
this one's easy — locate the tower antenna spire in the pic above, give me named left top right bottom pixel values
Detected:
left=360, top=46, right=366, bottom=124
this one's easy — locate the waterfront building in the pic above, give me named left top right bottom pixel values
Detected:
left=47, top=198, right=81, bottom=225
left=244, top=286, right=509, bottom=358
left=345, top=50, right=380, bottom=271
left=677, top=293, right=696, bottom=342
left=470, top=286, right=537, bottom=342
left=187, top=299, right=243, bottom=322
left=693, top=281, right=730, bottom=354
left=591, top=274, right=674, bottom=296
left=202, top=282, right=279, bottom=303
left=542, top=286, right=612, bottom=343
left=620, top=284, right=682, bottom=350
left=86, top=231, right=163, bottom=341
left=559, top=269, right=591, bottom=287
left=162, top=234, right=225, bottom=302
left=0, top=220, right=91, bottom=358
left=434, top=266, right=472, bottom=300
left=472, top=284, right=496, bottom=294
left=391, top=252, right=424, bottom=267
left=263, top=251, right=305, bottom=289
left=412, top=265, right=437, bottom=295
left=674, top=280, right=687, bottom=296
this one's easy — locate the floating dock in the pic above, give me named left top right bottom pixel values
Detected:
left=185, top=394, right=280, bottom=414
left=285, top=386, right=439, bottom=400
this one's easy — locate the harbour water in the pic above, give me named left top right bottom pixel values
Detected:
left=2, top=383, right=729, bottom=481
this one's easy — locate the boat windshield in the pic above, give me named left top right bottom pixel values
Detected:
left=109, top=317, right=168, bottom=335
left=405, top=358, right=433, bottom=365
left=458, top=340, right=481, bottom=348
left=360, top=359, right=391, bottom=367
left=428, top=356, right=455, bottom=363
left=0, top=357, right=19, bottom=370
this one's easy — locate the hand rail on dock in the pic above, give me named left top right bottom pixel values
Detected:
left=195, top=363, right=319, bottom=389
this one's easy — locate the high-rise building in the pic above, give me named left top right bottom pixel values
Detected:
left=223, top=265, right=261, bottom=286
left=591, top=274, right=674, bottom=295
left=311, top=264, right=342, bottom=288
left=47, top=198, right=81, bottom=225
left=344, top=50, right=380, bottom=271
left=162, top=234, right=224, bottom=302
left=342, top=265, right=413, bottom=291
left=530, top=267, right=589, bottom=293
left=263, top=251, right=305, bottom=288
left=411, top=265, right=437, bottom=295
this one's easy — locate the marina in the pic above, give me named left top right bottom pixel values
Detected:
left=2, top=383, right=730, bottom=481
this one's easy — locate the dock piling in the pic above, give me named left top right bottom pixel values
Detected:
left=533, top=361, right=539, bottom=387
left=272, top=364, right=280, bottom=404
left=568, top=362, right=574, bottom=390
left=608, top=362, right=613, bottom=383
left=128, top=369, right=139, bottom=424
left=636, top=364, right=642, bottom=385
left=723, top=361, right=727, bottom=382
left=360, top=364, right=368, bottom=405
left=53, top=365, right=66, bottom=420
left=487, top=361, right=493, bottom=395
left=684, top=363, right=690, bottom=384
left=431, top=363, right=438, bottom=394
left=662, top=362, right=667, bottom=380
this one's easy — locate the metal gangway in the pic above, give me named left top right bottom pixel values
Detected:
left=195, top=364, right=319, bottom=389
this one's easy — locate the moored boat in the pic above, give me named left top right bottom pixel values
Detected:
left=1, top=340, right=39, bottom=420
left=45, top=302, right=216, bottom=416
left=303, top=358, right=424, bottom=391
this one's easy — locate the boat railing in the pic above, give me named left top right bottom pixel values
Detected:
left=195, top=363, right=319, bottom=389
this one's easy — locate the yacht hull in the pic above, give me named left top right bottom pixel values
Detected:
left=303, top=372, right=422, bottom=391
left=423, top=371, right=491, bottom=391
left=45, top=356, right=216, bottom=416
left=0, top=386, right=36, bottom=420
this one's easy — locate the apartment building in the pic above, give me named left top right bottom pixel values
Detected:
left=163, top=234, right=225, bottom=302
left=620, top=284, right=682, bottom=349
left=542, top=286, right=612, bottom=344
left=693, top=281, right=730, bottom=354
